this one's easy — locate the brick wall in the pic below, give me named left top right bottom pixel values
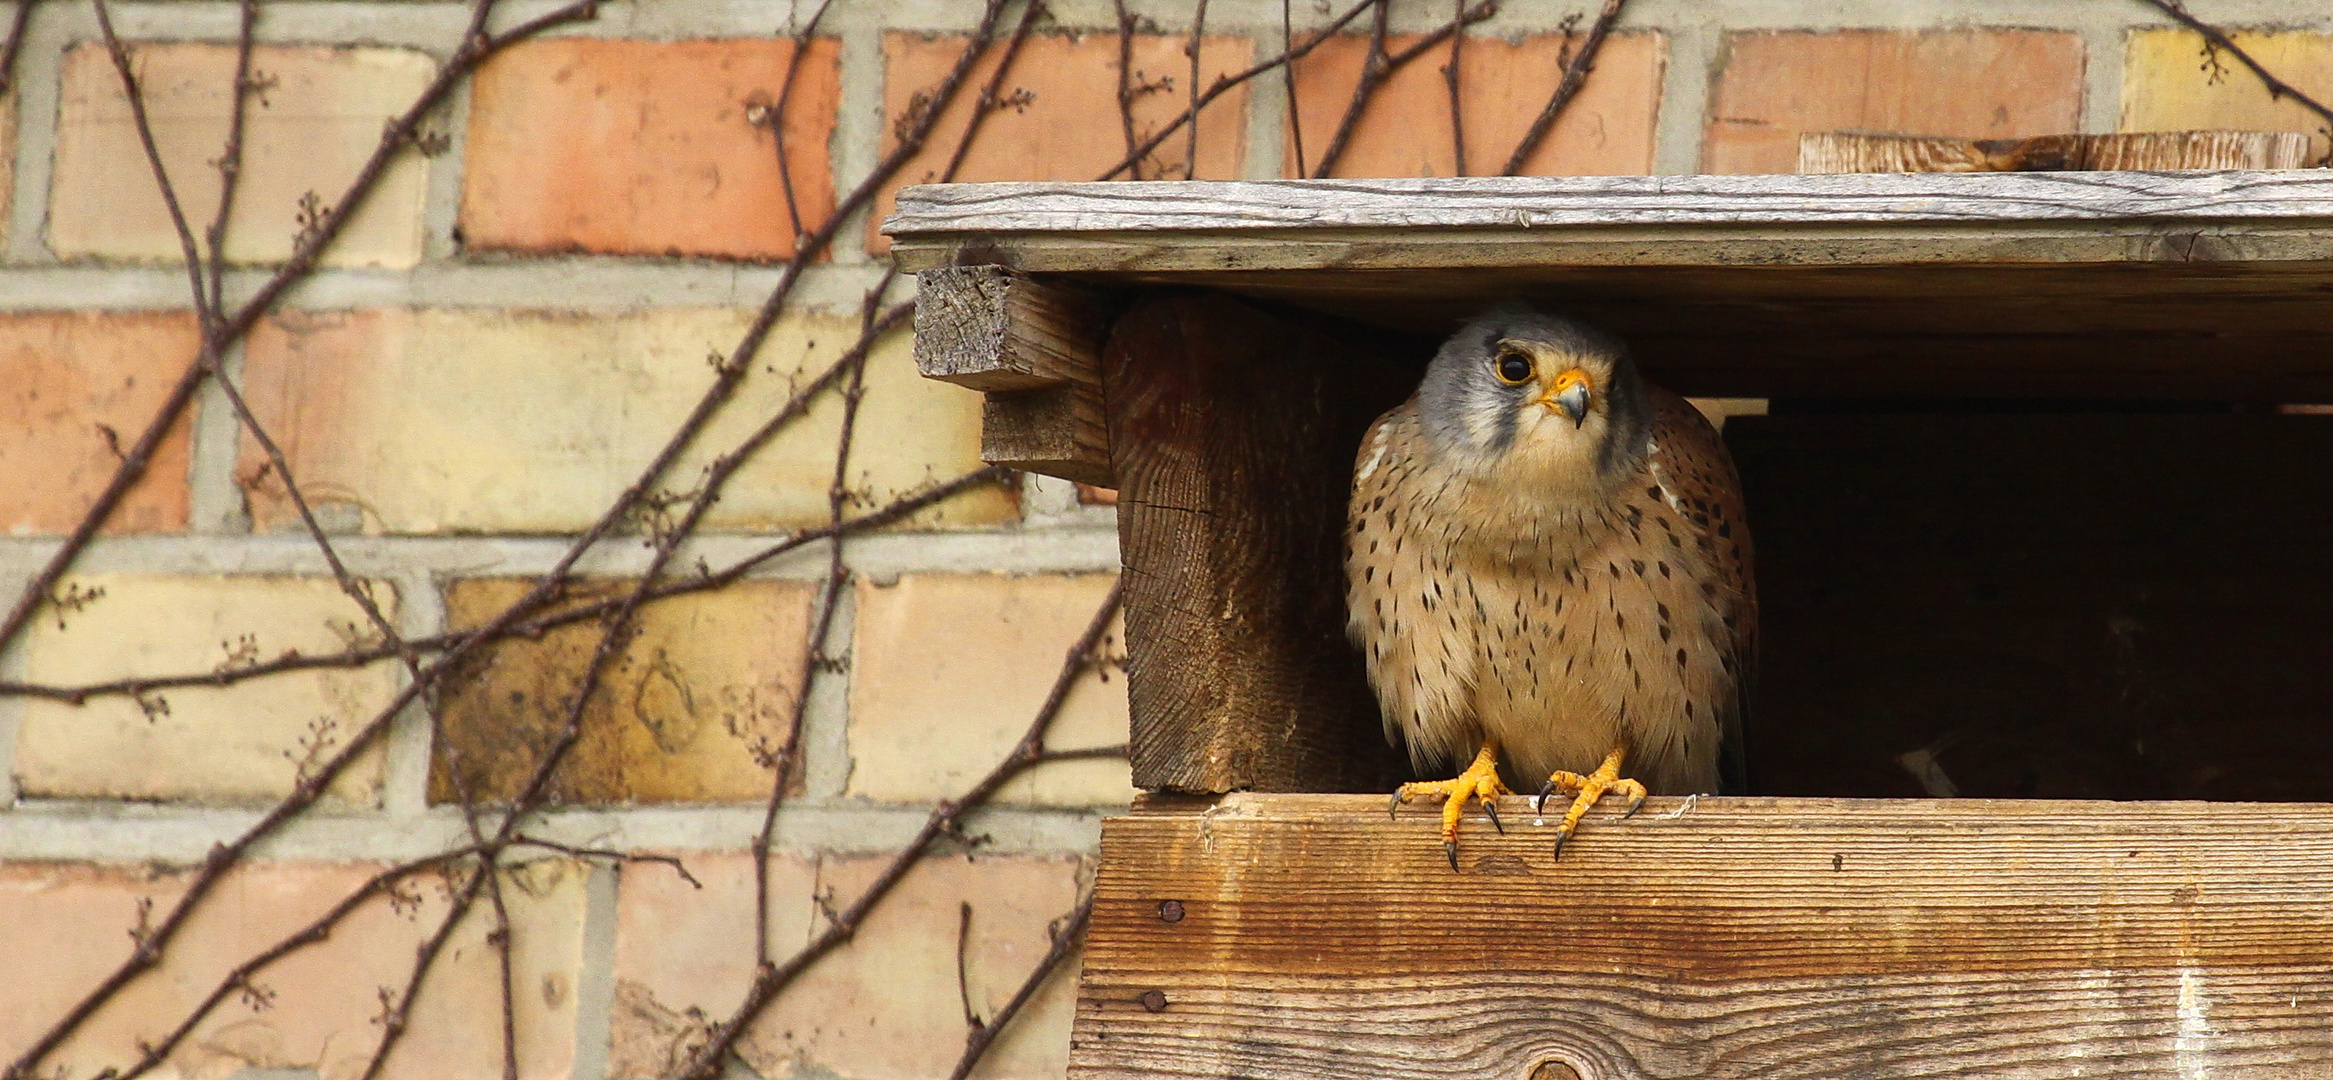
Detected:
left=0, top=2, right=2327, bottom=1079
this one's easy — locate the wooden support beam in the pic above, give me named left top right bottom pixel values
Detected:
left=1800, top=129, right=2313, bottom=173
left=1073, top=793, right=2333, bottom=1080
left=914, top=265, right=1115, bottom=486
left=1105, top=293, right=1417, bottom=794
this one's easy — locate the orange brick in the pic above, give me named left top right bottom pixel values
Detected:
left=0, top=312, right=198, bottom=535
left=870, top=31, right=1255, bottom=252
left=461, top=38, right=840, bottom=260
left=1287, top=30, right=1665, bottom=178
left=610, top=850, right=1085, bottom=1080
left=0, top=858, right=586, bottom=1080
left=1704, top=29, right=2087, bottom=174
left=432, top=578, right=816, bottom=806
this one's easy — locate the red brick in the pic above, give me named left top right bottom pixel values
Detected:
left=461, top=38, right=840, bottom=260
left=0, top=312, right=197, bottom=536
left=1287, top=30, right=1665, bottom=178
left=1704, top=30, right=2087, bottom=174
left=870, top=31, right=1255, bottom=252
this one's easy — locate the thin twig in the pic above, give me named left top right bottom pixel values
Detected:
left=0, top=0, right=37, bottom=99
left=945, top=894, right=1095, bottom=1080
left=1283, top=0, right=1305, bottom=178
left=508, top=837, right=703, bottom=888
left=1185, top=0, right=1209, bottom=180
left=1, top=7, right=611, bottom=1077
left=1445, top=0, right=1468, bottom=176
left=205, top=0, right=257, bottom=321
left=955, top=901, right=981, bottom=1029
left=0, top=0, right=604, bottom=664
left=1114, top=0, right=1141, bottom=179
left=768, top=0, right=836, bottom=245
left=1501, top=0, right=1624, bottom=176
left=679, top=580, right=1126, bottom=1080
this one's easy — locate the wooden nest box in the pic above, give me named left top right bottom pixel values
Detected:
left=891, top=171, right=2333, bottom=1079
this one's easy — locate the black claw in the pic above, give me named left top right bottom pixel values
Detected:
left=1388, top=790, right=1403, bottom=819
left=1482, top=798, right=1505, bottom=834
left=1445, top=840, right=1460, bottom=872
left=1551, top=831, right=1569, bottom=861
left=1534, top=779, right=1556, bottom=816
left=1623, top=795, right=1647, bottom=819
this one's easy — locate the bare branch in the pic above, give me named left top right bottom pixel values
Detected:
left=679, top=579, right=1126, bottom=1080
left=2134, top=0, right=2333, bottom=164
left=1096, top=0, right=1382, bottom=181
left=1314, top=0, right=1497, bottom=178
left=1283, top=0, right=1305, bottom=178
left=1185, top=0, right=1209, bottom=180
left=0, top=0, right=38, bottom=99
left=1445, top=0, right=1468, bottom=177
left=0, top=0, right=603, bottom=665
left=1500, top=0, right=1624, bottom=176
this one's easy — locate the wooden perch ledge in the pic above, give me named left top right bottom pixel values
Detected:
left=1074, top=793, right=2333, bottom=1079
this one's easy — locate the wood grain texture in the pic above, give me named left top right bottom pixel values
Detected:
left=913, top=265, right=1114, bottom=391
left=912, top=265, right=1117, bottom=485
left=1073, top=793, right=2333, bottom=1080
left=1800, top=130, right=2313, bottom=174
left=1105, top=292, right=1417, bottom=794
left=886, top=171, right=2333, bottom=273
left=982, top=380, right=1113, bottom=487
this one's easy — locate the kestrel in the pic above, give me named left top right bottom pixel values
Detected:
left=1347, top=305, right=1755, bottom=868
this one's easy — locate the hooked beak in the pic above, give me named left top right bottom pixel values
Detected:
left=1540, top=369, right=1593, bottom=427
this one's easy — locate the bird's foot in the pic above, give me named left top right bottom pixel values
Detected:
left=1389, top=738, right=1512, bottom=872
left=1535, top=745, right=1648, bottom=860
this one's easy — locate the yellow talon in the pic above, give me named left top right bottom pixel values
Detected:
left=1390, top=737, right=1513, bottom=871
left=1535, top=745, right=1649, bottom=860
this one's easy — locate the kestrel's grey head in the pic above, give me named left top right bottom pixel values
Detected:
left=1415, top=305, right=1654, bottom=498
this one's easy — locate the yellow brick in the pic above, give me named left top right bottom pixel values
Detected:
left=239, top=308, right=1011, bottom=534
left=849, top=573, right=1133, bottom=808
left=52, top=43, right=433, bottom=267
left=2123, top=28, right=2333, bottom=164
left=432, top=578, right=815, bottom=805
left=13, top=575, right=400, bottom=804
left=0, top=857, right=586, bottom=1080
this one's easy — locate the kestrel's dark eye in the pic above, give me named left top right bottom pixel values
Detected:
left=1494, top=349, right=1533, bottom=385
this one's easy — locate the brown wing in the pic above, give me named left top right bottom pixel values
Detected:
left=1646, top=387, right=1758, bottom=793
